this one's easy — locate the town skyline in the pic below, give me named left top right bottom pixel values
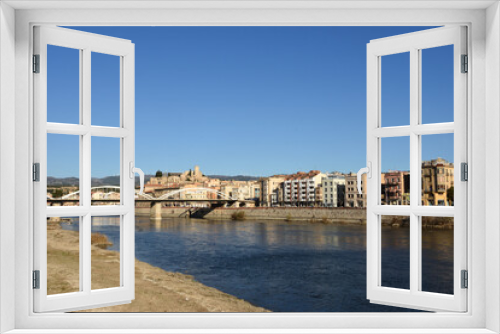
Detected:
left=48, top=157, right=454, bottom=208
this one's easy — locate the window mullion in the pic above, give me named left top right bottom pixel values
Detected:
left=409, top=47, right=420, bottom=294
left=81, top=47, right=92, bottom=294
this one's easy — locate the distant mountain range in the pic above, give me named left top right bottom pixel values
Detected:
left=47, top=176, right=142, bottom=187
left=47, top=174, right=261, bottom=187
left=47, top=177, right=80, bottom=187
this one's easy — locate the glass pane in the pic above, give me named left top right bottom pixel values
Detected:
left=47, top=216, right=80, bottom=295
left=47, top=134, right=80, bottom=206
left=421, top=45, right=454, bottom=124
left=91, top=216, right=121, bottom=290
left=91, top=137, right=121, bottom=205
left=92, top=52, right=120, bottom=127
left=421, top=216, right=454, bottom=294
left=381, top=52, right=410, bottom=127
left=381, top=215, right=410, bottom=290
left=47, top=45, right=80, bottom=124
left=421, top=134, right=454, bottom=206
left=381, top=137, right=410, bottom=205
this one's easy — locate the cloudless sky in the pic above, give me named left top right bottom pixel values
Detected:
left=47, top=26, right=454, bottom=178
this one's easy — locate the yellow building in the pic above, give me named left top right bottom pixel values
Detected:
left=344, top=172, right=367, bottom=208
left=260, top=175, right=286, bottom=206
left=421, top=158, right=454, bottom=206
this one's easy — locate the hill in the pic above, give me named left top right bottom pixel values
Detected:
left=47, top=174, right=260, bottom=187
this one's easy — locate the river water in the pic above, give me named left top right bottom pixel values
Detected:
left=64, top=217, right=454, bottom=312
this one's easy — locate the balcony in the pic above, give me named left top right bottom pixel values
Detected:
left=437, top=185, right=447, bottom=193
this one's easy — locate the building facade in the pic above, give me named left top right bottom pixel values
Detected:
left=421, top=157, right=454, bottom=206
left=283, top=171, right=326, bottom=206
left=344, top=172, right=367, bottom=208
left=260, top=175, right=286, bottom=206
left=322, top=173, right=346, bottom=207
left=382, top=170, right=410, bottom=205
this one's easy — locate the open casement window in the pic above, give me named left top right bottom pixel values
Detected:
left=365, top=26, right=467, bottom=312
left=33, top=26, right=137, bottom=312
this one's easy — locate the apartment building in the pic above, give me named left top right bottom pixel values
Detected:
left=322, top=173, right=346, bottom=207
left=344, top=172, right=367, bottom=208
left=260, top=175, right=286, bottom=206
left=219, top=180, right=261, bottom=201
left=283, top=170, right=326, bottom=206
left=249, top=181, right=261, bottom=201
left=421, top=157, right=454, bottom=206
left=382, top=170, right=410, bottom=205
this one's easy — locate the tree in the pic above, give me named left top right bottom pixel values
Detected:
left=447, top=186, right=454, bottom=205
left=52, top=189, right=63, bottom=199
left=155, top=170, right=163, bottom=177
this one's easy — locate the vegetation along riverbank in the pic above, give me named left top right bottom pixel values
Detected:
left=47, top=219, right=269, bottom=312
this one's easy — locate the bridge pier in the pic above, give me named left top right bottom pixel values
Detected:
left=150, top=202, right=162, bottom=220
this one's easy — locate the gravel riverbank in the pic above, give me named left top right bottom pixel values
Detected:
left=47, top=220, right=268, bottom=312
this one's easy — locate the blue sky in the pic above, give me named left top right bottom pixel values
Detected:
left=47, top=26, right=454, bottom=178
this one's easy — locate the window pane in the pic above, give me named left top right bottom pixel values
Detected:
left=47, top=216, right=80, bottom=295
left=421, top=134, right=454, bottom=206
left=381, top=215, right=410, bottom=290
left=421, top=216, right=454, bottom=294
left=421, top=45, right=454, bottom=124
left=91, top=137, right=121, bottom=206
left=47, top=134, right=80, bottom=206
left=47, top=45, right=80, bottom=124
left=381, top=52, right=410, bottom=127
left=381, top=137, right=410, bottom=205
left=92, top=52, right=120, bottom=127
left=91, top=216, right=121, bottom=290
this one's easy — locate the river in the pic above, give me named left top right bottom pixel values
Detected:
left=63, top=217, right=454, bottom=312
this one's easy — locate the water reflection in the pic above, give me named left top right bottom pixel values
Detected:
left=63, top=217, right=453, bottom=312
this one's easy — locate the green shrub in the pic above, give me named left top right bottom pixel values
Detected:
left=231, top=211, right=246, bottom=220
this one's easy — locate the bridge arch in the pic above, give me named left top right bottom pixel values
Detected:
left=157, top=187, right=237, bottom=201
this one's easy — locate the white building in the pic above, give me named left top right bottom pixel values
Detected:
left=283, top=171, right=326, bottom=206
left=322, top=173, right=346, bottom=207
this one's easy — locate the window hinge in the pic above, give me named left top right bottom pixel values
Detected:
left=461, top=270, right=468, bottom=289
left=33, top=54, right=40, bottom=73
left=33, top=163, right=40, bottom=182
left=461, top=162, right=468, bottom=181
left=33, top=270, right=40, bottom=289
left=461, top=54, right=468, bottom=73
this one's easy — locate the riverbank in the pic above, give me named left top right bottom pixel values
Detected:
left=136, top=206, right=367, bottom=223
left=47, top=220, right=268, bottom=312
left=136, top=207, right=453, bottom=227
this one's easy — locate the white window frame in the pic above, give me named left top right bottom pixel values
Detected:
left=366, top=26, right=467, bottom=312
left=33, top=26, right=136, bottom=313
left=0, top=1, right=498, bottom=333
